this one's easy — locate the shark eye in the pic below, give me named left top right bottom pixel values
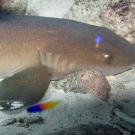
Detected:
left=104, top=54, right=110, bottom=58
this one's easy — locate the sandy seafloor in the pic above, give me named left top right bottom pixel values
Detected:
left=1, top=0, right=135, bottom=135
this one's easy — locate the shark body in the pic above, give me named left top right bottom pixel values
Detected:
left=0, top=15, right=135, bottom=111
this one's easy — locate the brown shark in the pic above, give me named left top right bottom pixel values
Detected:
left=0, top=15, right=135, bottom=111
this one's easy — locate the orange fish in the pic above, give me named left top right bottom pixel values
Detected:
left=27, top=101, right=61, bottom=113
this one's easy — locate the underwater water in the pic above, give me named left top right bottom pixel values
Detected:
left=0, top=0, right=135, bottom=135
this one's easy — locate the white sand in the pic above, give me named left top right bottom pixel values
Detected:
left=26, top=0, right=74, bottom=18
left=1, top=68, right=135, bottom=134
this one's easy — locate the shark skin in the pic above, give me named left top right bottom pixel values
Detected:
left=0, top=15, right=135, bottom=111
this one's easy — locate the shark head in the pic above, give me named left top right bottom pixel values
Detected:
left=91, top=28, right=135, bottom=76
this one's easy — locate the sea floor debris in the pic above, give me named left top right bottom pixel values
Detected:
left=1, top=116, right=43, bottom=128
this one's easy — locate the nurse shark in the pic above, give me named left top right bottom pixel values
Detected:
left=0, top=15, right=135, bottom=111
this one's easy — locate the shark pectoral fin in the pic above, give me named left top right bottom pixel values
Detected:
left=0, top=66, right=52, bottom=111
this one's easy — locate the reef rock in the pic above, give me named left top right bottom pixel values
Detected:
left=0, top=0, right=27, bottom=15
left=53, top=69, right=111, bottom=101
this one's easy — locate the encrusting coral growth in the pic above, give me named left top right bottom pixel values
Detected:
left=64, top=0, right=135, bottom=44
left=53, top=69, right=111, bottom=101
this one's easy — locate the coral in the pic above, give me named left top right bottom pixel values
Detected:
left=99, top=0, right=135, bottom=44
left=110, top=0, right=131, bottom=16
left=53, top=69, right=111, bottom=101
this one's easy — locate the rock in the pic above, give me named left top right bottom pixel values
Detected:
left=18, top=116, right=43, bottom=124
left=16, top=116, right=43, bottom=128
left=1, top=115, right=43, bottom=127
left=16, top=123, right=29, bottom=128
left=15, top=116, right=43, bottom=128
left=47, top=124, right=121, bottom=135
left=0, top=0, right=27, bottom=15
left=76, top=69, right=111, bottom=101
left=53, top=69, right=111, bottom=101
left=2, top=118, right=16, bottom=126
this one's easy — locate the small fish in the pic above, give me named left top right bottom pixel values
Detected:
left=27, top=101, right=61, bottom=113
left=95, top=35, right=101, bottom=49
